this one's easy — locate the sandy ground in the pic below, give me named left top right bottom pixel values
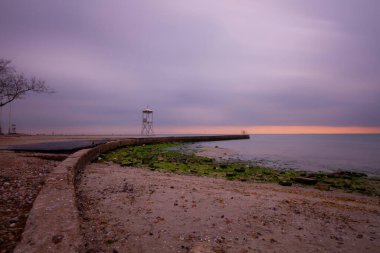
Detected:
left=77, top=162, right=380, bottom=253
left=0, top=151, right=62, bottom=253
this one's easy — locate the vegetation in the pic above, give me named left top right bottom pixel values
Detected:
left=100, top=143, right=380, bottom=197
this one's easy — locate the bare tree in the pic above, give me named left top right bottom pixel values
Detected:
left=0, top=58, right=52, bottom=107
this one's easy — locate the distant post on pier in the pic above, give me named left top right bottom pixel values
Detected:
left=141, top=107, right=154, bottom=135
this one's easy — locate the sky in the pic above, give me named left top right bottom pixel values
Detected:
left=0, top=0, right=380, bottom=134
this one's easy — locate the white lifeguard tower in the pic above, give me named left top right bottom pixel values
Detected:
left=141, top=108, right=154, bottom=135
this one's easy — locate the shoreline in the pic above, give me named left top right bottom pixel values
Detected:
left=192, top=139, right=380, bottom=178
left=102, top=143, right=380, bottom=197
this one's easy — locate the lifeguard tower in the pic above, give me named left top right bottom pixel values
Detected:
left=141, top=108, right=154, bottom=135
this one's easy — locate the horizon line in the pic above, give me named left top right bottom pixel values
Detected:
left=11, top=125, right=380, bottom=135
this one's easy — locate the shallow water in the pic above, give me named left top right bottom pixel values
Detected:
left=197, top=134, right=380, bottom=176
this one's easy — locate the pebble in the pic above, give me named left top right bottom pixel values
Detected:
left=9, top=217, right=19, bottom=223
left=52, top=234, right=64, bottom=244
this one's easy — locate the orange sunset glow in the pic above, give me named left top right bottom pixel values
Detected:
left=162, top=126, right=380, bottom=135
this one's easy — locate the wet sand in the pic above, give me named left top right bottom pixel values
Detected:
left=77, top=162, right=380, bottom=253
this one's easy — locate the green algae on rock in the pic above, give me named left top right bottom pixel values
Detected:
left=100, top=143, right=380, bottom=197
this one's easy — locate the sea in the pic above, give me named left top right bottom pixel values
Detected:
left=195, top=134, right=380, bottom=176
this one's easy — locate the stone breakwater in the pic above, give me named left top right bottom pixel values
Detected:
left=14, top=135, right=249, bottom=253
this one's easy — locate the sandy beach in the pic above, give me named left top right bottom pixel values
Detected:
left=77, top=161, right=380, bottom=253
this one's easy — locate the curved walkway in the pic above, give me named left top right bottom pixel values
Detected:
left=14, top=135, right=248, bottom=253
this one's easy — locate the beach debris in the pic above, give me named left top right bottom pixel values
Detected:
left=294, top=177, right=318, bottom=185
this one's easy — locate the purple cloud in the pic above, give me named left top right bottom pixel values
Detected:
left=0, top=0, right=379, bottom=133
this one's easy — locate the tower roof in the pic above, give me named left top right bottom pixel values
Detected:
left=143, top=108, right=153, bottom=113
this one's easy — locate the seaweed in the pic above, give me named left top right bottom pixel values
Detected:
left=100, top=143, right=380, bottom=197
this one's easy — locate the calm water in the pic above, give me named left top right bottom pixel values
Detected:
left=197, top=134, right=380, bottom=176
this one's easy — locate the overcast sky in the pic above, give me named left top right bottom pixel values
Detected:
left=0, top=0, right=379, bottom=134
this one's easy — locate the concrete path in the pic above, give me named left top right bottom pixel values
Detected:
left=7, top=139, right=110, bottom=152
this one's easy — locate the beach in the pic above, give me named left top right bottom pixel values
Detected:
left=1, top=135, right=380, bottom=253
left=77, top=161, right=380, bottom=253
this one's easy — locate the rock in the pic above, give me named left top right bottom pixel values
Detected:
left=328, top=171, right=367, bottom=179
left=9, top=217, right=19, bottom=223
left=215, top=236, right=225, bottom=244
left=189, top=242, right=214, bottom=253
left=315, top=183, right=330, bottom=191
left=122, top=183, right=133, bottom=193
left=121, top=161, right=134, bottom=167
left=234, top=168, right=245, bottom=173
left=294, top=177, right=318, bottom=185
left=52, top=234, right=64, bottom=244
left=279, top=180, right=292, bottom=186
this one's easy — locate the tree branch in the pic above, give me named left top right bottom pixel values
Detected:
left=0, top=58, right=53, bottom=107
